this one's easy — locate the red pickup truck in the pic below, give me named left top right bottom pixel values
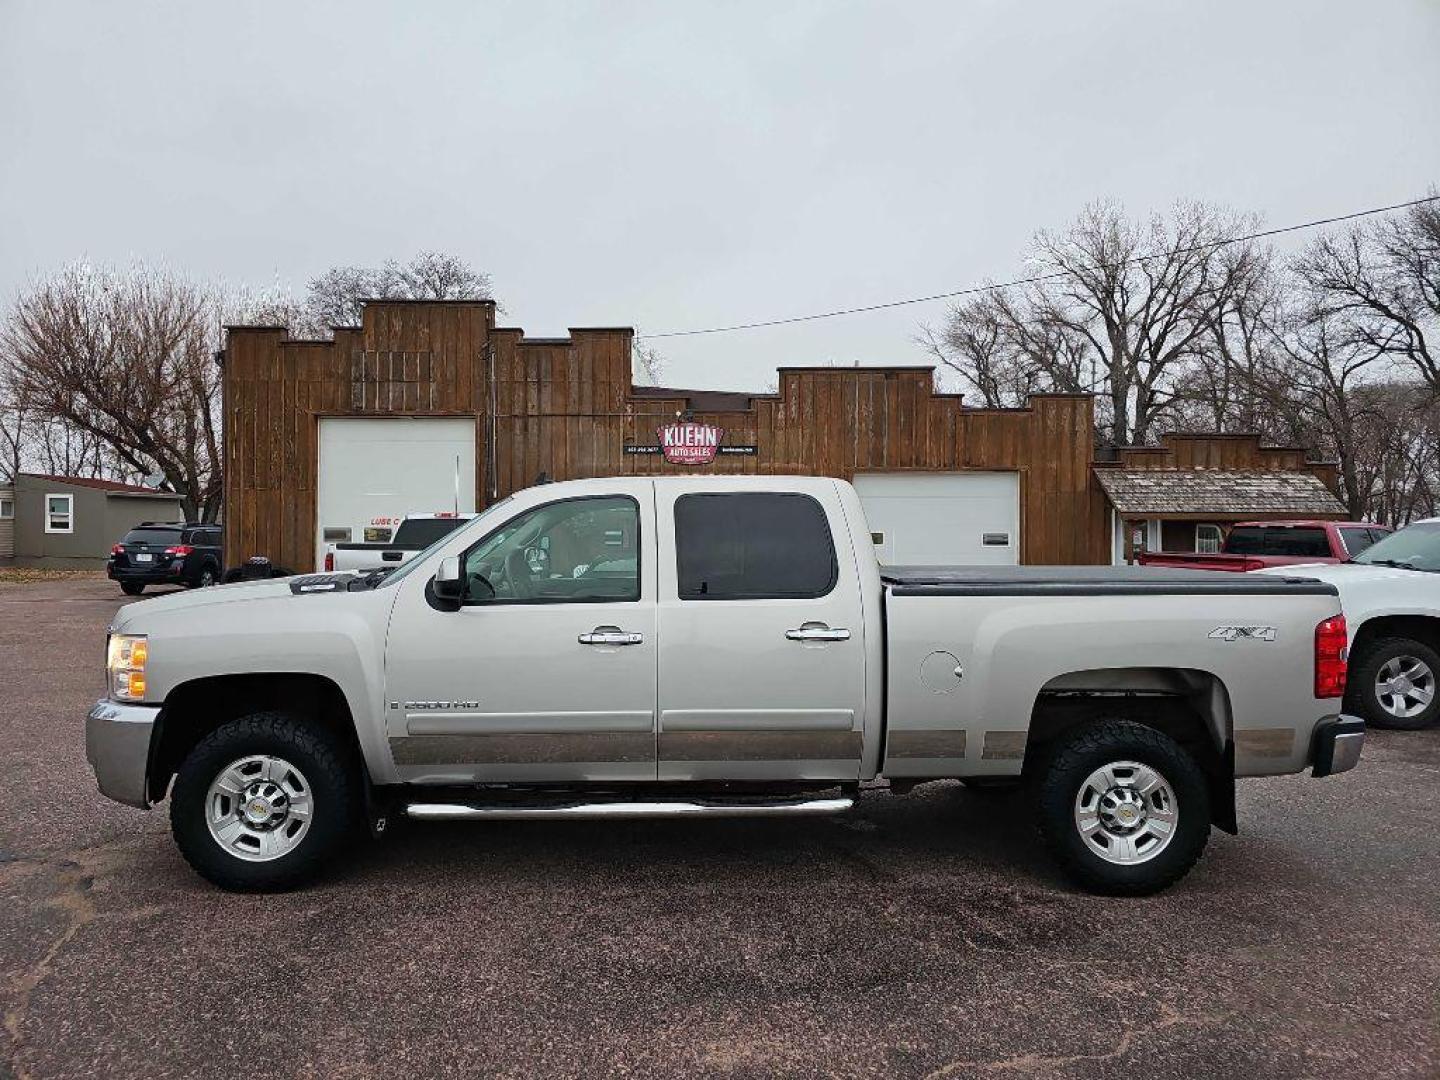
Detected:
left=1136, top=520, right=1391, bottom=571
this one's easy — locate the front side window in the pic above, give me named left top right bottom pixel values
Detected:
left=1338, top=527, right=1378, bottom=558
left=45, top=494, right=73, bottom=534
left=675, top=492, right=837, bottom=600
left=462, top=496, right=639, bottom=603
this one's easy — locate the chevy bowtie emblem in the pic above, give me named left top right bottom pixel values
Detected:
left=1208, top=626, right=1277, bottom=642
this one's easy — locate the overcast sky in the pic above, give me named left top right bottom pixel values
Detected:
left=2, top=0, right=1437, bottom=391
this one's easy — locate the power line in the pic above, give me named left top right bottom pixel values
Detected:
left=640, top=193, right=1440, bottom=340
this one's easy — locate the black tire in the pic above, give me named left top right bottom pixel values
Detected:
left=170, top=711, right=359, bottom=892
left=1347, top=636, right=1440, bottom=731
left=120, top=581, right=144, bottom=596
left=1037, top=720, right=1211, bottom=896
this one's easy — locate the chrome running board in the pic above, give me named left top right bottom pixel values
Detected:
left=404, top=797, right=854, bottom=821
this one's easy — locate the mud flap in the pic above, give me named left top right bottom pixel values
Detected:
left=1210, top=738, right=1237, bottom=835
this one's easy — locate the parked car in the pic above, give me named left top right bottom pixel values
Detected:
left=1137, top=520, right=1390, bottom=572
left=323, top=512, right=476, bottom=572
left=1257, top=517, right=1440, bottom=730
left=107, top=522, right=224, bottom=595
left=86, top=476, right=1361, bottom=896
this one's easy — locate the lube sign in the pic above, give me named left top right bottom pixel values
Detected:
left=658, top=421, right=723, bottom=465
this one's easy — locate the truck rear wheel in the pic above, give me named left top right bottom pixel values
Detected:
left=1037, top=720, right=1211, bottom=896
left=170, top=711, right=358, bottom=891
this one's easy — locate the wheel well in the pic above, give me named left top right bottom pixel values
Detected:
left=1024, top=667, right=1236, bottom=833
left=1350, top=615, right=1440, bottom=659
left=150, top=673, right=364, bottom=803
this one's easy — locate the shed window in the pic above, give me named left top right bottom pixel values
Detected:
left=45, top=494, right=73, bottom=534
left=0, top=496, right=12, bottom=520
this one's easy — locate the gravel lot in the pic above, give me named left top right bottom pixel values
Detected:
left=1, top=577, right=1436, bottom=1079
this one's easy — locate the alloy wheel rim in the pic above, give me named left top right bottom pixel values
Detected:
left=1375, top=655, right=1434, bottom=719
left=1073, top=760, right=1178, bottom=865
left=205, top=755, right=314, bottom=862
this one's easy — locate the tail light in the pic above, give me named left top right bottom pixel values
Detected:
left=323, top=551, right=334, bottom=572
left=110, top=544, right=124, bottom=556
left=164, top=545, right=193, bottom=557
left=1315, top=615, right=1348, bottom=698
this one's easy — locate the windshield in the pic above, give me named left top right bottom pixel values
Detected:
left=375, top=497, right=513, bottom=588
left=1351, top=522, right=1440, bottom=571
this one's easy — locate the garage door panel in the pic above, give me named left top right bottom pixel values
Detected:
left=854, top=472, right=1020, bottom=566
left=316, top=418, right=477, bottom=568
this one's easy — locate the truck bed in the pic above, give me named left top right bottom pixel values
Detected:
left=880, top=564, right=1339, bottom=596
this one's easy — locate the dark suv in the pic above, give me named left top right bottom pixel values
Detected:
left=108, top=522, right=224, bottom=595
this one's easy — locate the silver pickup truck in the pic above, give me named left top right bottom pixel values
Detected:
left=87, top=476, right=1363, bottom=895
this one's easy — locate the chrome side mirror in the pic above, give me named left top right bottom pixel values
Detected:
left=432, top=556, right=463, bottom=602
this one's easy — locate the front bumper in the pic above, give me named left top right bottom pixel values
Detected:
left=1311, top=714, right=1365, bottom=778
left=85, top=699, right=159, bottom=808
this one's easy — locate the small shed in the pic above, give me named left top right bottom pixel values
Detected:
left=6, top=474, right=186, bottom=569
left=1096, top=468, right=1348, bottom=563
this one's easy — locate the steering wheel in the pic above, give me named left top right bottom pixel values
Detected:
left=505, top=548, right=535, bottom=599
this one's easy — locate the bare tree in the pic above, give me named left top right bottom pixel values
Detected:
left=929, top=202, right=1262, bottom=443
left=631, top=334, right=666, bottom=385
left=1297, top=196, right=1440, bottom=389
left=305, top=252, right=494, bottom=329
left=0, top=374, right=27, bottom=483
left=1, top=263, right=225, bottom=520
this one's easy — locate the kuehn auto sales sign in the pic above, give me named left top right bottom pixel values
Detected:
left=623, top=421, right=757, bottom=464
left=659, top=421, right=722, bottom=465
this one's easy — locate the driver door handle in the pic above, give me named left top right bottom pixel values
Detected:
left=579, top=626, right=644, bottom=646
left=786, top=625, right=851, bottom=642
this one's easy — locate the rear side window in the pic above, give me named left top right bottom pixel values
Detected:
left=675, top=493, right=838, bottom=600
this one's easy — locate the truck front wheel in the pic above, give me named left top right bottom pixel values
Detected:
left=170, top=711, right=358, bottom=891
left=1348, top=636, right=1440, bottom=730
left=1037, top=720, right=1211, bottom=896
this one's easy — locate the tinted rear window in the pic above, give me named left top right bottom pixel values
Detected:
left=1225, top=526, right=1330, bottom=558
left=123, top=528, right=182, bottom=545
left=393, top=518, right=467, bottom=547
left=675, top=492, right=837, bottom=600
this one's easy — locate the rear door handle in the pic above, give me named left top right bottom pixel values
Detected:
left=579, top=625, right=644, bottom=646
left=786, top=625, right=851, bottom=642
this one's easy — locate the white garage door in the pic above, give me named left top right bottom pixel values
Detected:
left=316, top=418, right=477, bottom=568
left=853, top=472, right=1020, bottom=566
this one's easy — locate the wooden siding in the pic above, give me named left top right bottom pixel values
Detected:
left=222, top=301, right=1327, bottom=572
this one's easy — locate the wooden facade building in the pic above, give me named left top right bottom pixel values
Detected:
left=222, top=299, right=1340, bottom=572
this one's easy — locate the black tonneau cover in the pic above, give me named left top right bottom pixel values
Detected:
left=881, top=565, right=1339, bottom=597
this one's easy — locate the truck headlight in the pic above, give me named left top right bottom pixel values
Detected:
left=107, top=633, right=148, bottom=701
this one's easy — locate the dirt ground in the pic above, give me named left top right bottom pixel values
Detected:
left=1, top=577, right=1436, bottom=1079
